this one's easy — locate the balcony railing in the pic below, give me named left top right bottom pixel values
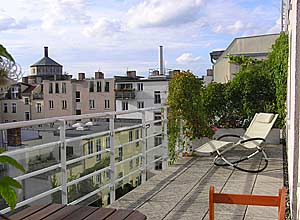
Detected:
left=0, top=106, right=170, bottom=214
left=32, top=93, right=44, bottom=100
left=115, top=89, right=136, bottom=100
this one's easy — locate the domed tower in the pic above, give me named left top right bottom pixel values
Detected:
left=30, top=46, right=62, bottom=76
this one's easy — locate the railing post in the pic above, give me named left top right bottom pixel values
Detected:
left=162, top=107, right=168, bottom=169
left=58, top=119, right=68, bottom=204
left=109, top=115, right=115, bottom=204
left=141, top=111, right=147, bottom=183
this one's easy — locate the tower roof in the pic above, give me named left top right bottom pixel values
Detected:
left=30, top=47, right=62, bottom=67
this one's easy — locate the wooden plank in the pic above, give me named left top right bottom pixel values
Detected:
left=42, top=205, right=84, bottom=220
left=105, top=209, right=133, bottom=220
left=62, top=206, right=98, bottom=220
left=124, top=210, right=147, bottom=220
left=84, top=208, right=116, bottom=220
left=22, top=204, right=65, bottom=220
left=209, top=186, right=214, bottom=220
left=10, top=204, right=50, bottom=220
left=213, top=193, right=280, bottom=206
left=278, top=188, right=286, bottom=220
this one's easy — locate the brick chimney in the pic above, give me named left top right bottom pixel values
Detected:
left=7, top=128, right=22, bottom=146
left=78, top=73, right=85, bottom=80
left=95, top=71, right=104, bottom=79
left=44, top=46, right=48, bottom=57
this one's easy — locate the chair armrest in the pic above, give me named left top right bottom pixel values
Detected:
left=217, top=134, right=241, bottom=140
left=240, top=137, right=266, bottom=144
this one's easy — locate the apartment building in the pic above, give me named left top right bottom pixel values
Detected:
left=211, top=33, right=280, bottom=83
left=0, top=47, right=115, bottom=122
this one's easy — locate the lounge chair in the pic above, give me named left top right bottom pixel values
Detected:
left=194, top=113, right=278, bottom=173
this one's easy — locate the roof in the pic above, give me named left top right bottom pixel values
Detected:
left=214, top=33, right=280, bottom=65
left=30, top=56, right=62, bottom=67
left=22, top=85, right=36, bottom=94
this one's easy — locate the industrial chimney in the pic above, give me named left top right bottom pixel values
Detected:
left=44, top=46, right=48, bottom=57
left=159, top=46, right=164, bottom=75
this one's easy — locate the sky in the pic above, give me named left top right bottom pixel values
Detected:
left=1, top=0, right=281, bottom=78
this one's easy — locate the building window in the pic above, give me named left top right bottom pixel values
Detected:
left=129, top=131, right=133, bottom=142
left=106, top=136, right=110, bottom=149
left=154, top=91, right=161, bottom=104
left=49, top=100, right=54, bottom=109
left=55, top=83, right=59, bottom=93
left=88, top=140, right=93, bottom=154
left=105, top=82, right=110, bottom=92
left=25, top=112, right=30, bottom=121
left=136, top=157, right=140, bottom=167
left=3, top=103, right=7, bottom=113
left=122, top=101, right=128, bottom=111
left=49, top=83, right=53, bottom=94
left=118, top=147, right=123, bottom=162
left=24, top=97, right=29, bottom=105
left=136, top=130, right=140, bottom=147
left=96, top=173, right=101, bottom=184
left=76, top=91, right=80, bottom=102
left=96, top=139, right=101, bottom=161
left=137, top=101, right=144, bottom=109
left=36, top=103, right=42, bottom=113
left=155, top=135, right=162, bottom=146
left=104, top=99, right=110, bottom=109
left=76, top=109, right=81, bottom=115
left=137, top=83, right=143, bottom=91
left=89, top=100, right=95, bottom=109
left=96, top=81, right=101, bottom=92
left=62, top=100, right=67, bottom=109
left=12, top=103, right=16, bottom=113
left=62, top=82, right=67, bottom=94
left=154, top=112, right=162, bottom=126
left=129, top=160, right=133, bottom=169
left=154, top=156, right=162, bottom=170
left=89, top=81, right=94, bottom=92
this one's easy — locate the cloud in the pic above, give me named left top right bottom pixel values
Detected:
left=176, top=53, right=202, bottom=64
left=127, top=0, right=204, bottom=28
left=40, top=0, right=91, bottom=31
left=0, top=14, right=27, bottom=31
left=83, top=18, right=122, bottom=38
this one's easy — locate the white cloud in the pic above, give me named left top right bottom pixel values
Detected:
left=40, top=0, right=91, bottom=31
left=127, top=0, right=205, bottom=28
left=0, top=14, right=26, bottom=31
left=83, top=18, right=122, bottom=38
left=176, top=53, right=201, bottom=64
left=269, top=17, right=281, bottom=33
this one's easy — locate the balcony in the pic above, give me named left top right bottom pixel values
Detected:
left=32, top=93, right=44, bottom=99
left=115, top=89, right=136, bottom=100
left=0, top=107, right=285, bottom=219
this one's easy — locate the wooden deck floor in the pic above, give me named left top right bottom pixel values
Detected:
left=110, top=144, right=284, bottom=220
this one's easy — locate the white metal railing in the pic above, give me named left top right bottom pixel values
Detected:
left=0, top=106, right=168, bottom=214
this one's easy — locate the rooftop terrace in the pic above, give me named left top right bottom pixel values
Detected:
left=110, top=144, right=285, bottom=220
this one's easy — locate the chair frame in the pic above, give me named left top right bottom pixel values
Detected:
left=209, top=185, right=286, bottom=220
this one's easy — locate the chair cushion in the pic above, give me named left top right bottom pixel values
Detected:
left=256, top=113, right=274, bottom=123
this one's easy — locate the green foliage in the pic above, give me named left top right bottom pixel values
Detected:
left=0, top=150, right=24, bottom=210
left=266, top=32, right=289, bottom=127
left=0, top=44, right=14, bottom=63
left=167, top=71, right=213, bottom=162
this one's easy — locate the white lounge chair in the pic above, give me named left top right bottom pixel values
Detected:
left=194, top=113, right=278, bottom=173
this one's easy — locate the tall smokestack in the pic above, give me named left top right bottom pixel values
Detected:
left=159, top=46, right=164, bottom=75
left=44, top=46, right=48, bottom=57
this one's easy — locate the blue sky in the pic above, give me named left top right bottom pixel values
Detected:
left=1, top=0, right=281, bottom=78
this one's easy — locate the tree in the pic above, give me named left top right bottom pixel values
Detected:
left=167, top=71, right=213, bottom=162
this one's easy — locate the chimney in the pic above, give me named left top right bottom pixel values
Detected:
left=159, top=46, right=164, bottom=75
left=78, top=72, right=85, bottom=80
left=95, top=71, right=104, bottom=79
left=127, top=70, right=136, bottom=78
left=44, top=46, right=48, bottom=57
left=7, top=128, right=22, bottom=146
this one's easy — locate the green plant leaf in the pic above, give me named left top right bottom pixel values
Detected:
left=0, top=183, right=17, bottom=210
left=0, top=156, right=25, bottom=172
left=0, top=44, right=15, bottom=63
left=0, top=176, right=22, bottom=189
